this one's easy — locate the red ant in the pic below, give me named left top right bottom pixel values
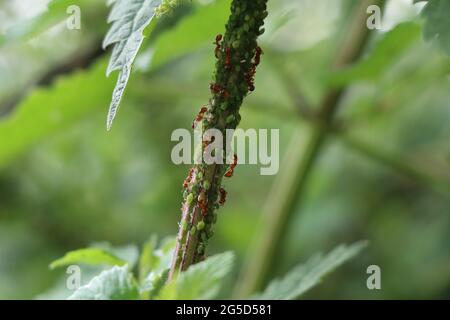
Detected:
left=214, top=34, right=222, bottom=58
left=192, top=106, right=208, bottom=129
left=183, top=168, right=194, bottom=188
left=218, top=187, right=227, bottom=206
left=244, top=66, right=256, bottom=92
left=254, top=46, right=263, bottom=66
left=244, top=46, right=263, bottom=92
left=210, top=83, right=229, bottom=98
left=224, top=47, right=232, bottom=70
left=224, top=154, right=237, bottom=178
left=210, top=83, right=221, bottom=93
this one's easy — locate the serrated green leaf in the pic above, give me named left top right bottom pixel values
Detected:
left=49, top=248, right=127, bottom=269
left=138, top=236, right=158, bottom=282
left=91, top=243, right=140, bottom=269
left=0, top=2, right=220, bottom=168
left=68, top=265, right=139, bottom=300
left=158, top=252, right=234, bottom=300
left=103, top=0, right=162, bottom=130
left=140, top=268, right=169, bottom=298
left=329, top=22, right=422, bottom=87
left=138, top=237, right=175, bottom=299
left=253, top=242, right=367, bottom=300
left=422, top=0, right=450, bottom=55
left=139, top=237, right=175, bottom=278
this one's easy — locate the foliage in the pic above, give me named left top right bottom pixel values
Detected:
left=49, top=248, right=128, bottom=269
left=253, top=242, right=367, bottom=300
left=159, top=252, right=235, bottom=299
left=68, top=265, right=139, bottom=300
left=330, top=22, right=422, bottom=86
left=421, top=0, right=450, bottom=55
left=58, top=240, right=364, bottom=300
left=0, top=59, right=114, bottom=169
left=0, top=0, right=449, bottom=300
left=0, top=0, right=104, bottom=45
left=103, top=0, right=163, bottom=130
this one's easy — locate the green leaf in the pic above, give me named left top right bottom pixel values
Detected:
left=91, top=243, right=140, bottom=268
left=138, top=237, right=175, bottom=299
left=139, top=237, right=176, bottom=278
left=422, top=0, right=450, bottom=55
left=253, top=242, right=367, bottom=300
left=329, top=22, right=422, bottom=87
left=0, top=58, right=115, bottom=169
left=140, top=268, right=169, bottom=298
left=0, top=1, right=227, bottom=167
left=68, top=265, right=139, bottom=300
left=150, top=0, right=230, bottom=70
left=49, top=248, right=128, bottom=269
left=0, top=0, right=103, bottom=46
left=103, top=0, right=163, bottom=130
left=138, top=236, right=158, bottom=282
left=158, top=252, right=235, bottom=300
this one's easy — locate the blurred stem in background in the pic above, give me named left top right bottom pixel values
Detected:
left=235, top=0, right=386, bottom=298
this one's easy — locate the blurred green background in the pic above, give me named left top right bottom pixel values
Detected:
left=0, top=0, right=449, bottom=299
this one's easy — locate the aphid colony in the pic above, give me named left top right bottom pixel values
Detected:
left=192, top=35, right=264, bottom=131
left=181, top=33, right=262, bottom=259
left=182, top=154, right=237, bottom=214
left=180, top=160, right=235, bottom=258
left=213, top=34, right=263, bottom=94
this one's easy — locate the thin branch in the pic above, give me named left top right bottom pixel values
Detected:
left=168, top=0, right=269, bottom=280
left=337, top=133, right=450, bottom=197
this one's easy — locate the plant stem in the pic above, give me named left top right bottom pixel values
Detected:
left=338, top=133, right=450, bottom=196
left=168, top=0, right=269, bottom=280
left=234, top=0, right=385, bottom=297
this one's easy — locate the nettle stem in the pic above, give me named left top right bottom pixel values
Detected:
left=169, top=0, right=268, bottom=279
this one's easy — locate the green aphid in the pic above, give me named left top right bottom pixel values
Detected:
left=186, top=193, right=194, bottom=205
left=197, top=243, right=205, bottom=255
left=201, top=231, right=209, bottom=242
left=197, top=220, right=205, bottom=231
left=226, top=114, right=236, bottom=124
